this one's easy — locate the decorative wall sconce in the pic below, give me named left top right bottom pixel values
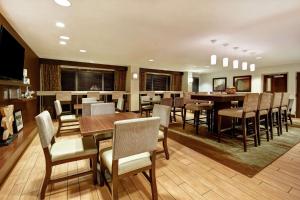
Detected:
left=132, top=72, right=138, bottom=80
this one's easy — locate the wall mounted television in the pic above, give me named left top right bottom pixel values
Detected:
left=0, top=25, right=25, bottom=81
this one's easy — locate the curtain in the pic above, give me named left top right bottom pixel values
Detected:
left=41, top=64, right=61, bottom=91
left=114, top=70, right=126, bottom=91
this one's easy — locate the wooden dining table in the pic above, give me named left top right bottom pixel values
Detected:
left=79, top=112, right=139, bottom=137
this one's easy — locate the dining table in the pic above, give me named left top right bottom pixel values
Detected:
left=79, top=112, right=139, bottom=137
left=191, top=93, right=245, bottom=133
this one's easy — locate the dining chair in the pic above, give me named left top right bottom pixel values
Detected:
left=100, top=117, right=160, bottom=200
left=269, top=92, right=282, bottom=138
left=152, top=104, right=171, bottom=159
left=161, top=98, right=174, bottom=122
left=218, top=93, right=259, bottom=152
left=280, top=93, right=290, bottom=133
left=35, top=111, right=97, bottom=199
left=116, top=97, right=124, bottom=112
left=172, top=97, right=184, bottom=122
left=56, top=91, right=72, bottom=113
left=54, top=100, right=78, bottom=137
left=147, top=92, right=156, bottom=98
left=152, top=95, right=161, bottom=103
left=256, top=93, right=272, bottom=145
left=140, top=95, right=153, bottom=117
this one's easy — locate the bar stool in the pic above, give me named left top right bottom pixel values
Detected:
left=256, top=93, right=272, bottom=145
left=269, top=92, right=282, bottom=139
left=56, top=91, right=72, bottom=113
left=218, top=93, right=259, bottom=152
left=280, top=93, right=290, bottom=133
left=183, top=102, right=213, bottom=134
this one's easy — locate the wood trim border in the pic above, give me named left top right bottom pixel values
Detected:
left=39, top=58, right=128, bottom=71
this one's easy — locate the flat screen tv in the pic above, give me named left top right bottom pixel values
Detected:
left=0, top=25, right=25, bottom=81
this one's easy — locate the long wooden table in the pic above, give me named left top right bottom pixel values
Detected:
left=79, top=112, right=139, bottom=137
left=191, top=94, right=245, bottom=133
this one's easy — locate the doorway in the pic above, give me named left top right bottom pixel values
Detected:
left=192, top=77, right=199, bottom=92
left=263, top=73, right=287, bottom=92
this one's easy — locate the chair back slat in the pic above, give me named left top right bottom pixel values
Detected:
left=56, top=92, right=72, bottom=102
left=243, top=93, right=259, bottom=113
left=161, top=98, right=173, bottom=107
left=152, top=104, right=171, bottom=128
left=258, top=93, right=272, bottom=111
left=281, top=93, right=289, bottom=107
left=112, top=117, right=160, bottom=160
left=271, top=93, right=282, bottom=108
left=35, top=111, right=55, bottom=148
left=54, top=100, right=62, bottom=116
left=91, top=103, right=115, bottom=116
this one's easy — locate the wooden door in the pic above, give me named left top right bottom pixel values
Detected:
left=297, top=73, right=300, bottom=117
left=263, top=74, right=287, bottom=92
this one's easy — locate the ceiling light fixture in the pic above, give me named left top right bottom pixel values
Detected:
left=223, top=58, right=228, bottom=67
left=59, top=41, right=67, bottom=45
left=242, top=62, right=248, bottom=70
left=56, top=22, right=65, bottom=28
left=54, top=0, right=71, bottom=7
left=250, top=64, right=256, bottom=71
left=80, top=49, right=87, bottom=53
left=211, top=55, right=217, bottom=65
left=59, top=35, right=69, bottom=40
left=148, top=59, right=154, bottom=62
left=233, top=60, right=239, bottom=69
left=256, top=56, right=262, bottom=60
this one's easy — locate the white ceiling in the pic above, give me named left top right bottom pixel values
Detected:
left=1, top=0, right=300, bottom=73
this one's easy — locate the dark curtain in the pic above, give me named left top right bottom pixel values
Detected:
left=41, top=64, right=61, bottom=91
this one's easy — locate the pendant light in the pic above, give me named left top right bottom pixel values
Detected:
left=250, top=64, right=256, bottom=71
left=233, top=60, right=239, bottom=69
left=210, top=40, right=217, bottom=65
left=222, top=43, right=229, bottom=67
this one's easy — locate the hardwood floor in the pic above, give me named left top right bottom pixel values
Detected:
left=1, top=133, right=300, bottom=200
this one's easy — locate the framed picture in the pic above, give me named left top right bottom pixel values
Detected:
left=213, top=77, right=227, bottom=91
left=233, top=75, right=252, bottom=92
left=13, top=110, right=23, bottom=133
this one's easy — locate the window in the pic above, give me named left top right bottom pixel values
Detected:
left=146, top=73, right=170, bottom=91
left=61, top=68, right=115, bottom=91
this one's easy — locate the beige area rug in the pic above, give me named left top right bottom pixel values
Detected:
left=168, top=115, right=300, bottom=177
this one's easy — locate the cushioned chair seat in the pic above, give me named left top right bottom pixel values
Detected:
left=259, top=110, right=269, bottom=115
left=60, top=114, right=77, bottom=122
left=158, top=130, right=164, bottom=140
left=218, top=108, right=256, bottom=118
left=102, top=149, right=151, bottom=175
left=271, top=108, right=279, bottom=112
left=173, top=107, right=183, bottom=111
left=51, top=136, right=97, bottom=162
left=281, top=106, right=287, bottom=111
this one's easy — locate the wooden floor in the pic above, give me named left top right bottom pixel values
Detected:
left=1, top=133, right=300, bottom=200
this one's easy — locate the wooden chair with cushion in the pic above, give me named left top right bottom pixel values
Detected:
left=35, top=111, right=97, bottom=199
left=100, top=117, right=160, bottom=200
left=56, top=91, right=72, bottom=113
left=269, top=92, right=282, bottom=138
left=218, top=93, right=259, bottom=152
left=280, top=93, right=290, bottom=133
left=161, top=98, right=174, bottom=122
left=152, top=104, right=171, bottom=159
left=256, top=93, right=272, bottom=145
left=172, top=97, right=185, bottom=122
left=116, top=97, right=124, bottom=112
left=140, top=95, right=153, bottom=117
left=152, top=95, right=161, bottom=104
left=54, top=100, right=78, bottom=137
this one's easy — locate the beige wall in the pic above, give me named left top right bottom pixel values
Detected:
left=197, top=64, right=300, bottom=114
left=127, top=65, right=140, bottom=111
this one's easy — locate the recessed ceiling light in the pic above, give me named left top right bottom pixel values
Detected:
left=59, top=41, right=67, bottom=45
left=256, top=56, right=263, bottom=60
left=59, top=35, right=70, bottom=40
left=54, top=0, right=71, bottom=7
left=56, top=22, right=65, bottom=28
left=148, top=59, right=154, bottom=62
left=80, top=49, right=87, bottom=53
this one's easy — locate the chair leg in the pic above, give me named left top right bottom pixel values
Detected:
left=265, top=114, right=269, bottom=142
left=56, top=121, right=62, bottom=137
left=253, top=117, right=258, bottom=147
left=99, top=157, right=105, bottom=187
left=173, top=107, right=176, bottom=122
left=218, top=115, right=222, bottom=143
left=276, top=112, right=280, bottom=136
left=150, top=152, right=158, bottom=200
left=269, top=112, right=273, bottom=140
left=40, top=165, right=52, bottom=199
left=242, top=118, right=247, bottom=152
left=279, top=110, right=283, bottom=135
left=288, top=113, right=292, bottom=125
left=257, top=114, right=261, bottom=146
left=285, top=110, right=288, bottom=132
left=92, top=155, right=97, bottom=185
left=183, top=108, right=187, bottom=129
left=112, top=162, right=119, bottom=200
left=162, top=138, right=169, bottom=160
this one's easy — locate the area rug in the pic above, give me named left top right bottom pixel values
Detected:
left=168, top=117, right=300, bottom=177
